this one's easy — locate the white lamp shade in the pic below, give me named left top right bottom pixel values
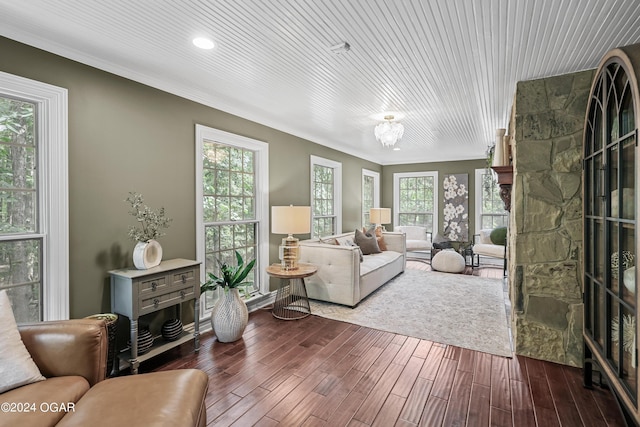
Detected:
left=369, top=208, right=391, bottom=224
left=272, top=206, right=311, bottom=235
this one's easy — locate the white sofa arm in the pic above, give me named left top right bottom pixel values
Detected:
left=299, top=242, right=361, bottom=306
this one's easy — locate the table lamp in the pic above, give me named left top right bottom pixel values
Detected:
left=272, top=205, right=311, bottom=271
left=369, top=207, right=391, bottom=230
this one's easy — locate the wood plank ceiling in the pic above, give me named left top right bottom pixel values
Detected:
left=1, top=0, right=640, bottom=164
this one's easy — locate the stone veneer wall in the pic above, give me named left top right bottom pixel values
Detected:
left=510, top=69, right=594, bottom=367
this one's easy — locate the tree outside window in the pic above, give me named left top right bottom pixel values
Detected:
left=475, top=168, right=507, bottom=231
left=393, top=172, right=438, bottom=235
left=0, top=96, right=41, bottom=323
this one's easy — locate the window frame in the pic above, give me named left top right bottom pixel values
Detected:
left=393, top=171, right=439, bottom=235
left=195, top=125, right=269, bottom=307
left=310, top=155, right=342, bottom=238
left=362, top=169, right=380, bottom=227
left=474, top=168, right=507, bottom=232
left=0, top=71, right=69, bottom=321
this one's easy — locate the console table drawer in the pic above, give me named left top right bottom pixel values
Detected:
left=139, top=276, right=168, bottom=295
left=139, top=285, right=195, bottom=315
left=171, top=268, right=196, bottom=286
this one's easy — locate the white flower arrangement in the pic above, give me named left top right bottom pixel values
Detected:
left=125, top=192, right=172, bottom=242
left=612, top=314, right=636, bottom=354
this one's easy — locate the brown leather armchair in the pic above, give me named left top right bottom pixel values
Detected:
left=1, top=319, right=208, bottom=427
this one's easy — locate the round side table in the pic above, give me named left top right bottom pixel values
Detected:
left=266, top=263, right=317, bottom=320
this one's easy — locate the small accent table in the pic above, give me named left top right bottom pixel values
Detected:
left=266, top=263, right=317, bottom=320
left=109, top=258, right=201, bottom=374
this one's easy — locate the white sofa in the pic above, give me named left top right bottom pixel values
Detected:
left=299, top=231, right=406, bottom=307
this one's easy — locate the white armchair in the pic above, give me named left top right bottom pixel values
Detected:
left=472, top=228, right=507, bottom=275
left=395, top=225, right=432, bottom=262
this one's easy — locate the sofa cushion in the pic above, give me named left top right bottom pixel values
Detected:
left=56, top=369, right=209, bottom=427
left=360, top=251, right=403, bottom=276
left=0, top=290, right=45, bottom=393
left=473, top=243, right=505, bottom=258
left=431, top=250, right=465, bottom=273
left=1, top=376, right=90, bottom=427
left=355, top=228, right=381, bottom=255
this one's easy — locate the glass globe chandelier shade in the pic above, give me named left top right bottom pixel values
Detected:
left=374, top=115, right=404, bottom=147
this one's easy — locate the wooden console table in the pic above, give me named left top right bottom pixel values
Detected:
left=109, top=258, right=201, bottom=374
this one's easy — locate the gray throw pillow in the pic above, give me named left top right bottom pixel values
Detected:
left=354, top=228, right=381, bottom=255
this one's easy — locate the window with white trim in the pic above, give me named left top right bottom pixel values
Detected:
left=474, top=168, right=507, bottom=231
left=195, top=125, right=269, bottom=314
left=393, top=171, right=439, bottom=235
left=310, top=156, right=342, bottom=238
left=362, top=169, right=380, bottom=227
left=0, top=72, right=68, bottom=322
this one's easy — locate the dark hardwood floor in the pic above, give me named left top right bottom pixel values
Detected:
left=144, top=262, right=625, bottom=426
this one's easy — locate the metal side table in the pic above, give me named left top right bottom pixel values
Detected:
left=266, top=263, right=317, bottom=320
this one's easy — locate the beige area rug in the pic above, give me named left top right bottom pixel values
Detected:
left=309, top=269, right=513, bottom=357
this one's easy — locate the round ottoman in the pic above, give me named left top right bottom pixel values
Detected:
left=431, top=249, right=465, bottom=273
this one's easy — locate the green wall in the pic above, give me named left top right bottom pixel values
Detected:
left=0, top=37, right=380, bottom=317
left=382, top=159, right=487, bottom=238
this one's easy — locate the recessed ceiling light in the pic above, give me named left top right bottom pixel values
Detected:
left=193, top=37, right=215, bottom=50
left=393, top=147, right=401, bottom=151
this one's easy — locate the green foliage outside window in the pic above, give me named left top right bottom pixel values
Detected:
left=398, top=176, right=435, bottom=231
left=0, top=96, right=40, bottom=322
left=202, top=142, right=258, bottom=309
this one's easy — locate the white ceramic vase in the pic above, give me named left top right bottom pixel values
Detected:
left=133, top=239, right=163, bottom=270
left=210, top=288, right=248, bottom=343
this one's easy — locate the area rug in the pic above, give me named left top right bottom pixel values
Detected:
left=309, top=269, right=512, bottom=357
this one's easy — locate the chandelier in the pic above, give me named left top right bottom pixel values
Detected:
left=374, top=115, right=404, bottom=147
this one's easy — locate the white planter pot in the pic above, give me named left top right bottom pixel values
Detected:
left=211, top=288, right=248, bottom=343
left=132, top=239, right=163, bottom=270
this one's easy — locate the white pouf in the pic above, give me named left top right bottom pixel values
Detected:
left=431, top=250, right=466, bottom=273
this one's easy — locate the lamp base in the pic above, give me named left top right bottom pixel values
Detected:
left=279, top=235, right=300, bottom=271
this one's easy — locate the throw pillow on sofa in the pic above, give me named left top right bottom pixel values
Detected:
left=0, top=290, right=46, bottom=393
left=355, top=228, right=381, bottom=255
left=363, top=226, right=387, bottom=251
left=335, top=235, right=363, bottom=261
left=490, top=226, right=507, bottom=246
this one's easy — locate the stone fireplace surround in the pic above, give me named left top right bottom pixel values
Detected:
left=508, top=69, right=594, bottom=367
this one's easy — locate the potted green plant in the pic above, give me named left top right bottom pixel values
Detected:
left=125, top=192, right=172, bottom=269
left=201, top=251, right=256, bottom=343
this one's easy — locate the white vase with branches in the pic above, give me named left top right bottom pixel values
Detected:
left=126, top=192, right=172, bottom=269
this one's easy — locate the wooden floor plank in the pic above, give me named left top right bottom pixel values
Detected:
left=354, top=363, right=405, bottom=424
left=418, top=343, right=446, bottom=381
left=474, top=351, right=493, bottom=387
left=390, top=355, right=425, bottom=398
left=491, top=355, right=512, bottom=411
left=562, top=364, right=613, bottom=426
left=398, top=377, right=434, bottom=425
left=544, top=361, right=583, bottom=427
left=441, top=370, right=473, bottom=426
left=419, top=396, right=448, bottom=427
left=467, top=383, right=491, bottom=426
left=510, top=379, right=537, bottom=427
left=490, top=407, right=513, bottom=427
left=430, top=357, right=458, bottom=400
left=371, top=393, right=406, bottom=427
left=141, top=266, right=625, bottom=427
